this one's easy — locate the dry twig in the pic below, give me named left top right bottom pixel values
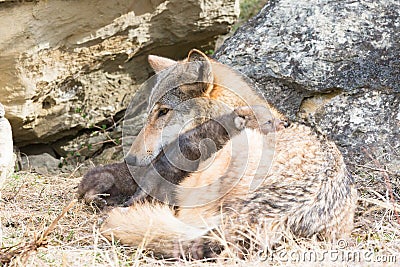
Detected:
left=362, top=147, right=400, bottom=225
left=0, top=199, right=77, bottom=265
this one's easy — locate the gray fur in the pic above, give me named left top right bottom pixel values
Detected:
left=125, top=105, right=282, bottom=205
left=78, top=105, right=281, bottom=208
left=100, top=50, right=356, bottom=259
left=77, top=161, right=138, bottom=208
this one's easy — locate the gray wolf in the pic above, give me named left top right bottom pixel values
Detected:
left=78, top=105, right=281, bottom=208
left=101, top=50, right=357, bottom=258
left=125, top=104, right=283, bottom=206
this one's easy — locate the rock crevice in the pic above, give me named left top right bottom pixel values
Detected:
left=0, top=0, right=239, bottom=146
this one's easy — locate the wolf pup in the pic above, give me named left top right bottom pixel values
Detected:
left=78, top=103, right=280, bottom=208
left=101, top=49, right=357, bottom=258
left=125, top=104, right=283, bottom=206
left=77, top=161, right=138, bottom=207
left=0, top=103, right=14, bottom=192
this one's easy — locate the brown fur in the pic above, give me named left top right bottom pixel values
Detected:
left=125, top=50, right=284, bottom=167
left=125, top=104, right=282, bottom=205
left=101, top=49, right=357, bottom=259
left=79, top=105, right=281, bottom=208
left=77, top=162, right=137, bottom=207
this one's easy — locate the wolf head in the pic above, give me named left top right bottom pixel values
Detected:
left=126, top=50, right=221, bottom=166
left=125, top=49, right=271, bottom=166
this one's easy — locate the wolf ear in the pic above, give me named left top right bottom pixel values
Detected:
left=183, top=49, right=214, bottom=96
left=187, top=49, right=210, bottom=63
left=148, top=55, right=177, bottom=73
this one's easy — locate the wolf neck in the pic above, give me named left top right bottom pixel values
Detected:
left=210, top=61, right=285, bottom=120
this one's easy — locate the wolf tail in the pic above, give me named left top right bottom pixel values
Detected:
left=100, top=203, right=217, bottom=257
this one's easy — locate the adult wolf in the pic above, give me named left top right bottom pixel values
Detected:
left=101, top=50, right=357, bottom=258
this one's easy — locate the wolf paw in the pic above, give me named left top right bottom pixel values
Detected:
left=83, top=195, right=108, bottom=209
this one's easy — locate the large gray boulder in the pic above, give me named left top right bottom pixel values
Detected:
left=215, top=0, right=400, bottom=177
left=0, top=0, right=239, bottom=146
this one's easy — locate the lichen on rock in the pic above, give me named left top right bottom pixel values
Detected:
left=215, top=0, right=400, bottom=174
left=0, top=0, right=239, bottom=147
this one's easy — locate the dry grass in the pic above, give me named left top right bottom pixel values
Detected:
left=1, top=164, right=399, bottom=266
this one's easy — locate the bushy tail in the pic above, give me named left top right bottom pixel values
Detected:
left=101, top=203, right=215, bottom=256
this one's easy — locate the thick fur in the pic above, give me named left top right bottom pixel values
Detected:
left=77, top=161, right=138, bottom=207
left=126, top=105, right=281, bottom=205
left=101, top=49, right=357, bottom=258
left=102, top=127, right=356, bottom=257
left=125, top=51, right=282, bottom=167
left=79, top=105, right=279, bottom=207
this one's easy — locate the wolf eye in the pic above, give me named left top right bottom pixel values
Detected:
left=157, top=108, right=170, bottom=118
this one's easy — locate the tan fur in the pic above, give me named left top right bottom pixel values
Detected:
left=101, top=203, right=214, bottom=251
left=148, top=55, right=177, bottom=73
left=209, top=61, right=285, bottom=121
left=176, top=129, right=274, bottom=225
left=126, top=49, right=279, bottom=167
left=102, top=49, right=357, bottom=258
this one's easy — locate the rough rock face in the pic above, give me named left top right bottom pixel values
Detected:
left=0, top=103, right=14, bottom=190
left=215, top=0, right=400, bottom=175
left=0, top=0, right=239, bottom=146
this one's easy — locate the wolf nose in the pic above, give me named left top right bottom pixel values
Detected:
left=125, top=155, right=137, bottom=166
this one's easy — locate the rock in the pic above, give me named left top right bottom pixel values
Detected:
left=21, top=153, right=61, bottom=175
left=19, top=144, right=58, bottom=158
left=0, top=102, right=14, bottom=190
left=52, top=126, right=122, bottom=159
left=92, top=146, right=124, bottom=165
left=215, top=0, right=400, bottom=172
left=0, top=0, right=239, bottom=146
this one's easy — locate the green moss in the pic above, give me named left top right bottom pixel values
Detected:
left=240, top=0, right=268, bottom=22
